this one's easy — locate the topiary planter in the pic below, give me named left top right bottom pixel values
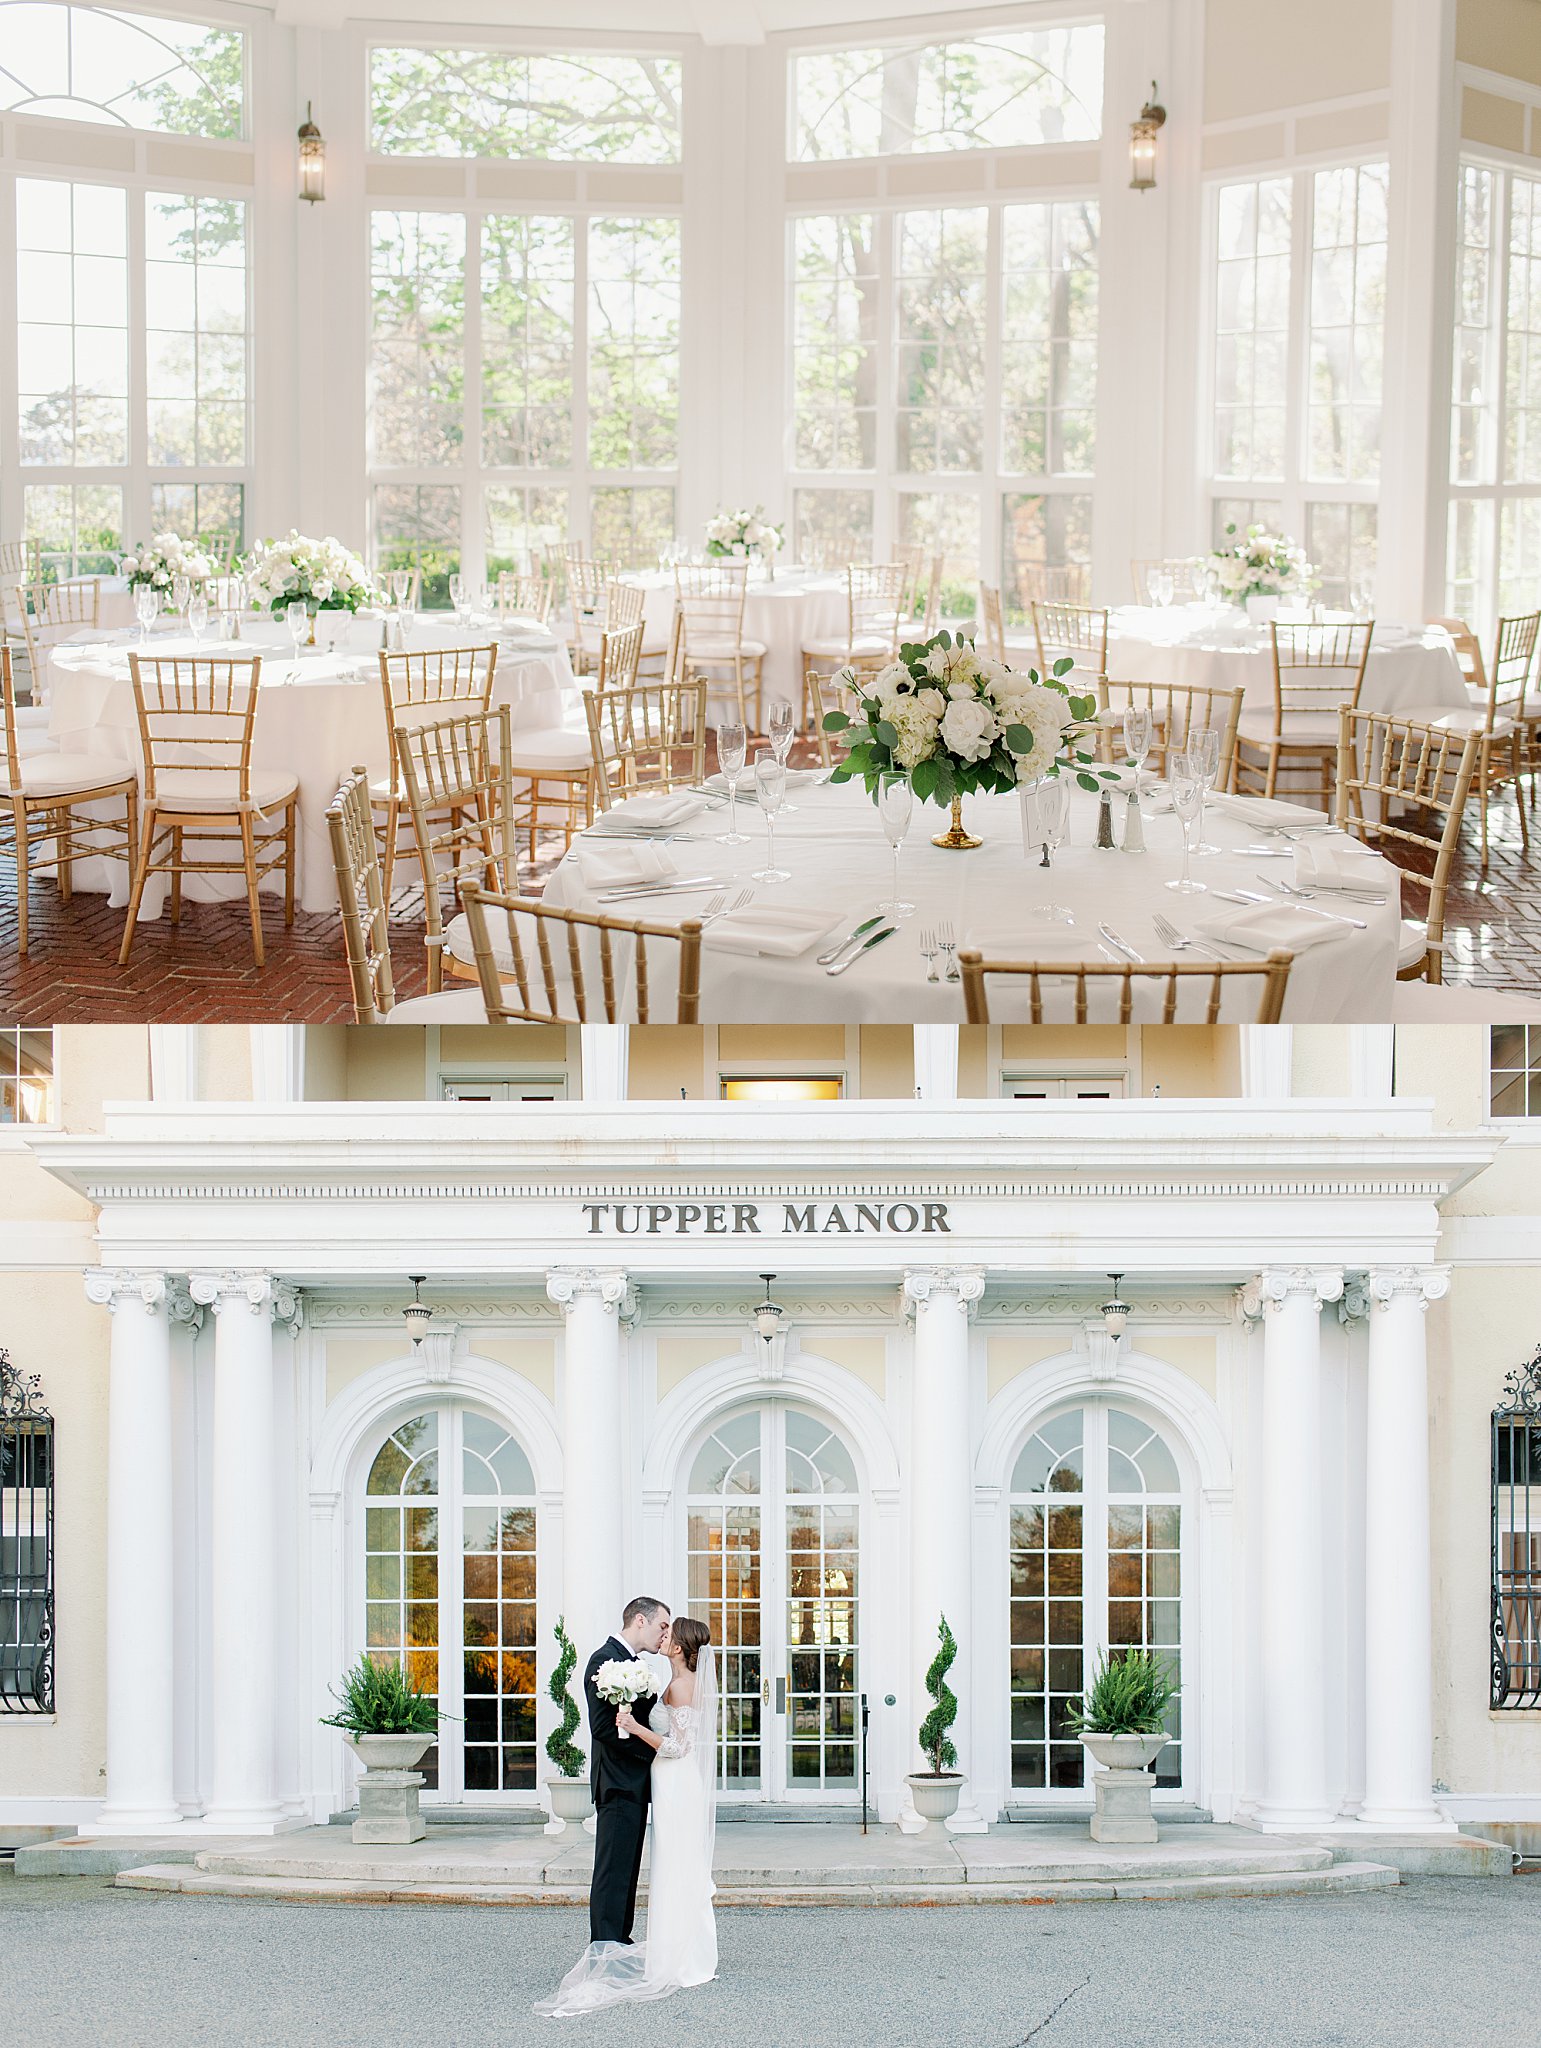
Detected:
left=346, top=1733, right=434, bottom=1844
left=906, top=1772, right=965, bottom=1824
left=1079, top=1731, right=1167, bottom=1843
left=547, top=1777, right=595, bottom=1827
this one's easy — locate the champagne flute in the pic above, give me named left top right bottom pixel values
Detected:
left=187, top=591, right=208, bottom=650
left=134, top=584, right=158, bottom=647
left=1122, top=705, right=1154, bottom=798
left=172, top=573, right=192, bottom=629
left=767, top=698, right=797, bottom=809
left=1190, top=725, right=1222, bottom=854
left=286, top=599, right=309, bottom=660
left=752, top=752, right=790, bottom=883
left=448, top=573, right=465, bottom=612
left=877, top=773, right=915, bottom=917
left=1152, top=569, right=1174, bottom=608
left=1031, top=775, right=1073, bottom=917
left=715, top=722, right=749, bottom=844
left=1166, top=754, right=1206, bottom=895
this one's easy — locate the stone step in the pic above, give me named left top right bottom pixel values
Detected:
left=113, top=1858, right=1400, bottom=1908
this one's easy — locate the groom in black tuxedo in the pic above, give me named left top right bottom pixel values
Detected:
left=584, top=1595, right=670, bottom=1945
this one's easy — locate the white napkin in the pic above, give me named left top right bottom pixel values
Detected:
left=1194, top=900, right=1345, bottom=954
left=607, top=791, right=708, bottom=828
left=574, top=840, right=679, bottom=889
left=704, top=904, right=841, bottom=957
left=1291, top=838, right=1389, bottom=892
left=1206, top=793, right=1330, bottom=827
left=965, top=917, right=1090, bottom=958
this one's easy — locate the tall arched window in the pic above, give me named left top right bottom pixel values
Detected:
left=1492, top=1350, right=1541, bottom=1710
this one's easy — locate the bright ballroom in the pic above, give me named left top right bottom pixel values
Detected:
left=1, top=1, right=1541, bottom=1023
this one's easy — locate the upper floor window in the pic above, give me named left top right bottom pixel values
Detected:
left=1488, top=1024, right=1541, bottom=1119
left=720, top=1077, right=844, bottom=1101
left=369, top=46, right=682, bottom=163
left=0, top=3, right=244, bottom=139
left=0, top=1028, right=53, bottom=1123
left=792, top=24, right=1103, bottom=160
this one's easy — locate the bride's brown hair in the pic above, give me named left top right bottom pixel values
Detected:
left=670, top=1616, right=710, bottom=1671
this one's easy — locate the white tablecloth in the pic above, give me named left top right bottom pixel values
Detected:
left=634, top=566, right=851, bottom=712
left=1105, top=606, right=1468, bottom=717
left=541, top=772, right=1402, bottom=1021
left=44, top=613, right=578, bottom=917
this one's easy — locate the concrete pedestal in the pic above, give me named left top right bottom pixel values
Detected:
left=352, top=1770, right=427, bottom=1845
left=1090, top=1765, right=1159, bottom=1844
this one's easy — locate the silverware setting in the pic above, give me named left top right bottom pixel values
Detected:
left=826, top=925, right=897, bottom=976
left=700, top=887, right=754, bottom=929
left=1152, top=912, right=1230, bottom=961
left=936, top=918, right=959, bottom=982
left=816, top=915, right=884, bottom=967
left=1098, top=922, right=1144, bottom=963
left=1254, top=875, right=1371, bottom=924
left=1254, top=870, right=1386, bottom=906
left=919, top=926, right=940, bottom=982
left=596, top=874, right=720, bottom=903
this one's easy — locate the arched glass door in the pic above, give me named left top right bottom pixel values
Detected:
left=1008, top=1404, right=1185, bottom=1796
left=362, top=1405, right=539, bottom=1802
left=684, top=1405, right=860, bottom=1800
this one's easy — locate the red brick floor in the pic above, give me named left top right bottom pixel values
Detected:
left=3, top=777, right=1539, bottom=1022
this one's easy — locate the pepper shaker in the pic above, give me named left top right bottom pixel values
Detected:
left=1095, top=786, right=1116, bottom=850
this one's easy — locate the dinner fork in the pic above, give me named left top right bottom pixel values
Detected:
left=937, top=919, right=959, bottom=982
left=701, top=887, right=753, bottom=929
left=1152, top=911, right=1230, bottom=962
left=919, top=926, right=940, bottom=982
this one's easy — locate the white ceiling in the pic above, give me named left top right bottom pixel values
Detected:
left=267, top=0, right=1042, bottom=46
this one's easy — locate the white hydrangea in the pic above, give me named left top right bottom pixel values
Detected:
left=939, top=692, right=997, bottom=762
left=995, top=677, right=1074, bottom=782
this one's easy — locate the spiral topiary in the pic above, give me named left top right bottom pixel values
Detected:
left=545, top=1615, right=587, bottom=1778
left=918, top=1613, right=959, bottom=1775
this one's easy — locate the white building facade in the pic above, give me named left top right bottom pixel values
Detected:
left=5, top=1023, right=1535, bottom=1844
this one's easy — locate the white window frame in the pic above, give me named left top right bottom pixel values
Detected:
left=0, top=1026, right=57, bottom=1138
left=1001, top=1070, right=1128, bottom=1100
left=439, top=1075, right=569, bottom=1102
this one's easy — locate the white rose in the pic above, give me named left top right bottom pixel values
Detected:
left=312, top=577, right=333, bottom=601
left=121, top=555, right=139, bottom=575
left=152, top=569, right=168, bottom=586
left=940, top=694, right=997, bottom=763
left=915, top=686, right=945, bottom=718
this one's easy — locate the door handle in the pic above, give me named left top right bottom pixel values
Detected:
left=762, top=1677, right=770, bottom=1705
left=775, top=1677, right=786, bottom=1715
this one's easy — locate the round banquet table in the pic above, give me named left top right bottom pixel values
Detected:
left=1104, top=605, right=1468, bottom=717
left=43, top=612, right=579, bottom=919
left=540, top=771, right=1404, bottom=1022
left=633, top=565, right=851, bottom=712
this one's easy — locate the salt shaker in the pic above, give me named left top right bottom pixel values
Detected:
left=1123, top=787, right=1146, bottom=853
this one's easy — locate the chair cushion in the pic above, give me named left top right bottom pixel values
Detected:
left=1416, top=706, right=1516, bottom=738
left=385, top=988, right=488, bottom=1022
left=1398, top=920, right=1429, bottom=973
left=685, top=636, right=768, bottom=661
left=0, top=748, right=135, bottom=799
left=151, top=766, right=299, bottom=814
left=1237, top=709, right=1342, bottom=744
left=801, top=634, right=894, bottom=660
left=509, top=727, right=607, bottom=770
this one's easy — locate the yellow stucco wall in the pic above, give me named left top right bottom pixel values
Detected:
left=1206, top=0, right=1392, bottom=123
left=1458, top=0, right=1541, bottom=90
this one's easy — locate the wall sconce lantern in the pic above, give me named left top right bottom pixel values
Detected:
left=1129, top=83, right=1166, bottom=192
left=1100, top=1272, right=1132, bottom=1344
left=754, top=1273, right=785, bottom=1344
left=403, top=1275, right=432, bottom=1346
left=298, top=101, right=326, bottom=203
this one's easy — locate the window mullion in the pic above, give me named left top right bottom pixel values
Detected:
left=463, top=199, right=484, bottom=589
left=1492, top=169, right=1515, bottom=632
left=574, top=207, right=591, bottom=550
left=1285, top=165, right=1312, bottom=539
left=875, top=200, right=895, bottom=561
left=982, top=199, right=1004, bottom=592
left=127, top=179, right=149, bottom=552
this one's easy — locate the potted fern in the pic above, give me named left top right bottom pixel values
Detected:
left=1067, top=1647, right=1176, bottom=1843
left=320, top=1654, right=441, bottom=1843
left=905, top=1615, right=965, bottom=1824
left=544, top=1617, right=593, bottom=1830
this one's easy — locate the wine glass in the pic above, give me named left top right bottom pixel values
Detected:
left=876, top=773, right=915, bottom=917
left=715, top=722, right=749, bottom=845
left=1166, top=754, right=1206, bottom=895
left=1122, top=705, right=1154, bottom=798
left=286, top=600, right=309, bottom=659
left=752, top=752, right=791, bottom=883
left=187, top=591, right=208, bottom=649
left=767, top=698, right=797, bottom=809
left=389, top=569, right=410, bottom=609
left=172, top=573, right=191, bottom=627
left=448, top=572, right=465, bottom=611
left=1189, top=725, right=1222, bottom=854
left=134, top=584, right=159, bottom=647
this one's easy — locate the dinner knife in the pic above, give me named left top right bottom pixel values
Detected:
left=596, top=875, right=719, bottom=903
left=816, top=915, right=884, bottom=966
left=1097, top=923, right=1145, bottom=963
left=826, top=926, right=896, bottom=976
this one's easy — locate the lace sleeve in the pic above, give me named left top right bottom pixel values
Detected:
left=655, top=1706, right=695, bottom=1760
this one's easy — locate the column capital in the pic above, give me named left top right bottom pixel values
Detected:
left=1368, top=1265, right=1450, bottom=1310
left=1242, top=1267, right=1345, bottom=1315
left=903, top=1266, right=986, bottom=1316
left=546, top=1267, right=630, bottom=1313
left=187, top=1271, right=300, bottom=1325
left=84, top=1270, right=167, bottom=1314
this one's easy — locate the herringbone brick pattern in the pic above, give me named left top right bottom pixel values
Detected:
left=3, top=773, right=1539, bottom=1021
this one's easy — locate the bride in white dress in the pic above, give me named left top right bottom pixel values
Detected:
left=535, top=1617, right=718, bottom=2016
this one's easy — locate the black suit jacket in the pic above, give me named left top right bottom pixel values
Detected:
left=584, top=1637, right=659, bottom=1804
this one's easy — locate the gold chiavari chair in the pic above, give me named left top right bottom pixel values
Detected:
left=119, top=652, right=298, bottom=966
left=496, top=571, right=553, bottom=626
left=1096, top=679, right=1245, bottom=790
left=0, top=541, right=39, bottom=664
left=918, top=553, right=946, bottom=636
left=325, top=765, right=487, bottom=1022
left=1019, top=563, right=1091, bottom=606
left=1333, top=707, right=1479, bottom=985
left=800, top=561, right=909, bottom=723
left=1234, top=619, right=1373, bottom=807
left=564, top=557, right=616, bottom=674
left=394, top=703, right=519, bottom=993
left=1, top=644, right=137, bottom=955
left=508, top=620, right=644, bottom=859
left=585, top=676, right=709, bottom=812
left=957, top=948, right=1294, bottom=1024
left=977, top=582, right=1038, bottom=665
left=672, top=562, right=766, bottom=730
left=15, top=577, right=102, bottom=728
left=374, top=643, right=499, bottom=902
left=458, top=881, right=702, bottom=1024
left=891, top=541, right=926, bottom=621
left=1032, top=601, right=1109, bottom=701
left=195, top=531, right=241, bottom=576
left=805, top=666, right=872, bottom=771
left=1410, top=615, right=1533, bottom=868
left=1130, top=557, right=1203, bottom=604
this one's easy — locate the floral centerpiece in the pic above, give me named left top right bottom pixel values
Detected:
left=243, top=530, right=373, bottom=641
left=1206, top=522, right=1315, bottom=616
left=705, top=505, right=784, bottom=561
left=822, top=629, right=1113, bottom=848
left=121, top=533, right=214, bottom=598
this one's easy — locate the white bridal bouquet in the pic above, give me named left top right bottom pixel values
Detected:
left=121, top=533, right=214, bottom=594
left=1206, top=522, right=1315, bottom=606
left=705, top=505, right=784, bottom=559
left=242, top=530, right=373, bottom=616
left=593, top=1657, right=655, bottom=1737
left=822, top=629, right=1115, bottom=811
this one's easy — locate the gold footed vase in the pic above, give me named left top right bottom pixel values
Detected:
left=932, top=793, right=981, bottom=850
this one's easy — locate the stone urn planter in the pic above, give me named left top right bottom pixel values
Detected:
left=905, top=1772, right=965, bottom=1825
left=546, top=1777, right=595, bottom=1833
left=1079, top=1731, right=1167, bottom=1843
left=347, top=1732, right=434, bottom=1845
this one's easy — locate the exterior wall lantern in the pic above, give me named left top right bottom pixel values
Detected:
left=403, top=1275, right=432, bottom=1346
left=1100, top=1272, right=1132, bottom=1343
left=1129, top=83, right=1166, bottom=192
left=754, top=1273, right=785, bottom=1344
left=298, top=102, right=326, bottom=203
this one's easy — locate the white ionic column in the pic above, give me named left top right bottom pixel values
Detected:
left=1361, top=1265, right=1452, bottom=1828
left=86, top=1270, right=182, bottom=1832
left=1248, top=1265, right=1342, bottom=1828
left=547, top=1269, right=630, bottom=1660
left=189, top=1270, right=295, bottom=1831
left=912, top=1026, right=959, bottom=1101
left=902, top=1266, right=987, bottom=1833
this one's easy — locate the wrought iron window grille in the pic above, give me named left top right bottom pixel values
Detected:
left=1, top=1350, right=54, bottom=1715
left=1492, top=1346, right=1541, bottom=1711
